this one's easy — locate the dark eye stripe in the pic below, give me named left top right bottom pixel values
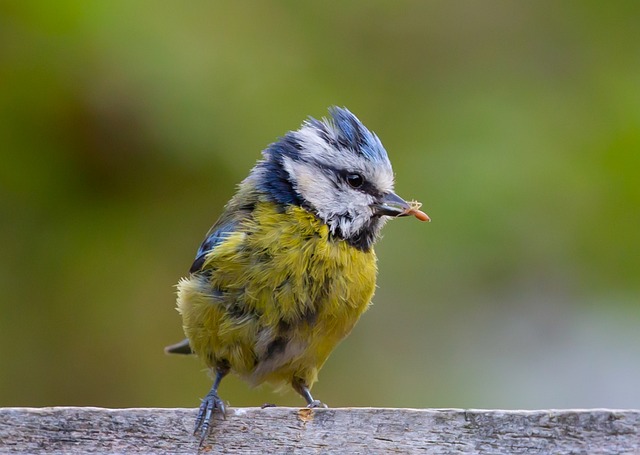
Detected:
left=310, top=159, right=382, bottom=197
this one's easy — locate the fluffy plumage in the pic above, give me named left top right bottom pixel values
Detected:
left=168, top=107, right=426, bottom=445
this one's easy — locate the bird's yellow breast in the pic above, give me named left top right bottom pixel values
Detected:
left=177, top=202, right=377, bottom=388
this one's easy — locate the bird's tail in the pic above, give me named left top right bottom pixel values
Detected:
left=164, top=338, right=194, bottom=355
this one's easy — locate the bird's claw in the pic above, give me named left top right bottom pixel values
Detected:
left=194, top=392, right=226, bottom=446
left=307, top=400, right=328, bottom=409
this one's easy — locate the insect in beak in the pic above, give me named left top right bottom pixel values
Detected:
left=373, top=192, right=430, bottom=222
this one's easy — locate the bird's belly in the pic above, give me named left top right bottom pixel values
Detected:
left=249, top=289, right=370, bottom=387
left=178, top=204, right=378, bottom=388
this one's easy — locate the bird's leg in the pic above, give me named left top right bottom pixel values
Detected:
left=292, top=377, right=328, bottom=409
left=194, top=364, right=229, bottom=446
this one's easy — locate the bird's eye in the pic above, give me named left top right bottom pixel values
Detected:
left=346, top=173, right=364, bottom=189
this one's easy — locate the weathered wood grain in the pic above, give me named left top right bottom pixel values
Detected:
left=1, top=407, right=639, bottom=454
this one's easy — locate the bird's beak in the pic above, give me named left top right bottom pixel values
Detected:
left=373, top=192, right=431, bottom=222
left=373, top=192, right=413, bottom=217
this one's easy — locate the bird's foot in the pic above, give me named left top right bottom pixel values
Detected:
left=261, top=403, right=277, bottom=409
left=194, top=391, right=226, bottom=446
left=307, top=400, right=328, bottom=408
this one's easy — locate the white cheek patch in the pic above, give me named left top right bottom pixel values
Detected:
left=282, top=157, right=375, bottom=237
left=282, top=158, right=334, bottom=210
left=282, top=123, right=397, bottom=240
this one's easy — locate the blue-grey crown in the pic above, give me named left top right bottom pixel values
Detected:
left=252, top=106, right=388, bottom=208
left=309, top=106, right=390, bottom=164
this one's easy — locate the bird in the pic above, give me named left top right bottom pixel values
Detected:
left=166, top=106, right=429, bottom=445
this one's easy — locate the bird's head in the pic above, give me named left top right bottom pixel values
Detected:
left=248, top=106, right=427, bottom=250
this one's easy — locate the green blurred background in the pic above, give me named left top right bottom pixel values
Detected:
left=1, top=1, right=639, bottom=410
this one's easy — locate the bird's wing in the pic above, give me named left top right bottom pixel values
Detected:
left=189, top=185, right=260, bottom=274
left=167, top=212, right=244, bottom=356
left=168, top=193, right=256, bottom=356
left=189, top=216, right=239, bottom=274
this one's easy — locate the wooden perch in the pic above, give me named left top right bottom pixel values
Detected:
left=1, top=407, right=639, bottom=454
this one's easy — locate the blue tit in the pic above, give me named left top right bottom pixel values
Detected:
left=166, top=106, right=429, bottom=444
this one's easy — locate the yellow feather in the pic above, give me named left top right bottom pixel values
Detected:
left=176, top=201, right=377, bottom=390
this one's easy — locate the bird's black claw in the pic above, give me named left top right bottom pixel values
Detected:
left=307, top=400, right=328, bottom=409
left=261, top=402, right=277, bottom=408
left=194, top=392, right=226, bottom=446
